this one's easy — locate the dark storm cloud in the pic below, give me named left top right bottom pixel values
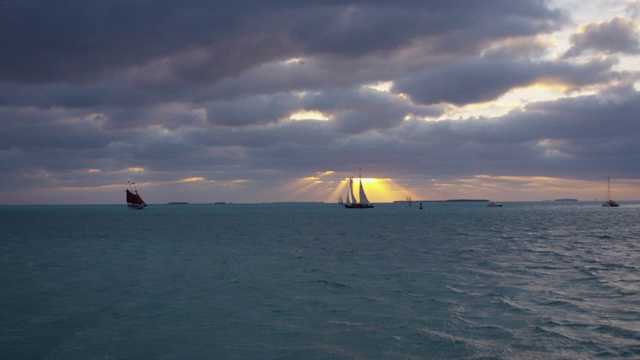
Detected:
left=0, top=0, right=262, bottom=83
left=0, top=0, right=565, bottom=84
left=564, top=16, right=640, bottom=57
left=0, top=0, right=569, bottom=111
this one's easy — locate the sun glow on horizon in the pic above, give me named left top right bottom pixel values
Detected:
left=271, top=173, right=419, bottom=203
left=330, top=177, right=415, bottom=203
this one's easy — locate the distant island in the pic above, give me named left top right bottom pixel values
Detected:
left=555, top=199, right=578, bottom=202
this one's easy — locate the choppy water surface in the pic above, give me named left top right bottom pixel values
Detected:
left=1, top=202, right=639, bottom=359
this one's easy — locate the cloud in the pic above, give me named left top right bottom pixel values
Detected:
left=564, top=16, right=640, bottom=57
left=0, top=0, right=638, bottom=204
left=393, top=55, right=617, bottom=106
left=0, top=0, right=566, bottom=84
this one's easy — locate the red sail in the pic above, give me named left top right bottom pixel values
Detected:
left=126, top=189, right=143, bottom=204
left=135, top=192, right=146, bottom=205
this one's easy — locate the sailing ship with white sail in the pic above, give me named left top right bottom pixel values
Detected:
left=340, top=174, right=374, bottom=209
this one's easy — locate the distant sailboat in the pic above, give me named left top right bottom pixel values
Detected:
left=407, top=195, right=412, bottom=206
left=602, top=176, right=619, bottom=207
left=343, top=174, right=374, bottom=209
left=126, top=180, right=147, bottom=210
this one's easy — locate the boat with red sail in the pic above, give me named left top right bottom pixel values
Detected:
left=126, top=180, right=147, bottom=210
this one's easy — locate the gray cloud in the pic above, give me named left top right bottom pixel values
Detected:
left=1, top=0, right=638, bottom=204
left=0, top=0, right=566, bottom=84
left=393, top=55, right=617, bottom=106
left=564, top=16, right=640, bottom=57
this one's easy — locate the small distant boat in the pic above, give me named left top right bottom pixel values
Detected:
left=126, top=180, right=147, bottom=210
left=487, top=201, right=502, bottom=207
left=407, top=195, right=412, bottom=206
left=419, top=203, right=423, bottom=209
left=602, top=176, right=619, bottom=207
left=342, top=173, right=374, bottom=209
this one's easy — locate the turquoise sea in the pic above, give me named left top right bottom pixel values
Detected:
left=1, top=202, right=639, bottom=359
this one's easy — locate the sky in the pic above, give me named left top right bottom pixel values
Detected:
left=1, top=0, right=640, bottom=205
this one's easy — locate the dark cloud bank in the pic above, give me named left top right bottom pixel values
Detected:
left=0, top=0, right=639, bottom=203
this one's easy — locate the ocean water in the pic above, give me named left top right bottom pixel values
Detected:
left=1, top=201, right=639, bottom=359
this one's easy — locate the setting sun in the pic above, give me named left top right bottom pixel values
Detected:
left=329, top=177, right=415, bottom=203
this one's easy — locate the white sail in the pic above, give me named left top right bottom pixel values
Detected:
left=358, top=178, right=369, bottom=204
left=344, top=178, right=352, bottom=205
left=349, top=178, right=357, bottom=204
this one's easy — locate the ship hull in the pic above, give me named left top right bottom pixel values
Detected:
left=344, top=203, right=374, bottom=209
